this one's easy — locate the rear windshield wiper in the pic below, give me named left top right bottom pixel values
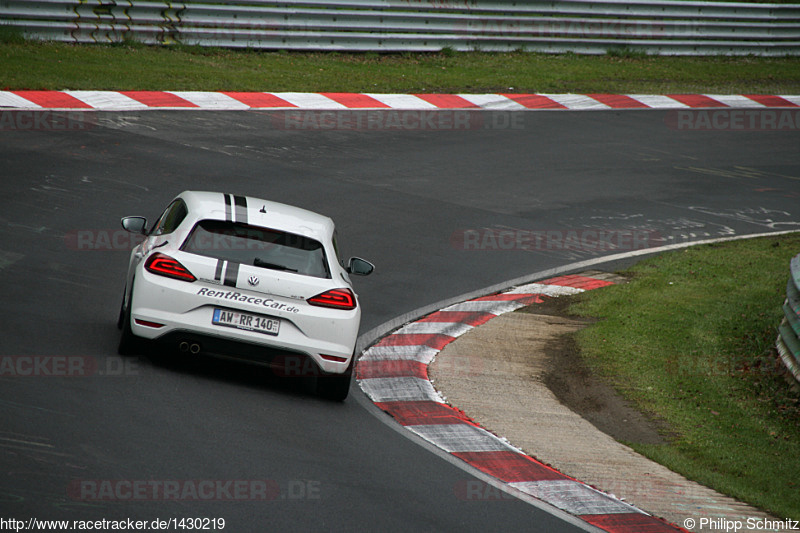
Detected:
left=254, top=257, right=298, bottom=272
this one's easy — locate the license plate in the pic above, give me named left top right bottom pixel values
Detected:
left=212, top=308, right=280, bottom=336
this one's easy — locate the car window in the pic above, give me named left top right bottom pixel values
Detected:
left=332, top=231, right=342, bottom=263
left=182, top=220, right=331, bottom=279
left=152, top=199, right=188, bottom=236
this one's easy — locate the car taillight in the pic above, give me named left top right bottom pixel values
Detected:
left=144, top=253, right=196, bottom=282
left=320, top=354, right=349, bottom=363
left=308, top=288, right=356, bottom=310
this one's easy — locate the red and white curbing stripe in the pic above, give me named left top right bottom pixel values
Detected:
left=357, top=274, right=683, bottom=533
left=0, top=90, right=798, bottom=110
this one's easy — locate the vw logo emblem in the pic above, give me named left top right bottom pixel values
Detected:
left=248, top=275, right=259, bottom=287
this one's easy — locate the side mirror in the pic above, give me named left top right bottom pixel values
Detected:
left=346, top=257, right=374, bottom=276
left=121, top=216, right=148, bottom=235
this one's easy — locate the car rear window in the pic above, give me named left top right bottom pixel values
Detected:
left=182, top=220, right=331, bottom=279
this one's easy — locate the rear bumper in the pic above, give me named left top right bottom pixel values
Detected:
left=153, top=330, right=340, bottom=377
left=128, top=270, right=359, bottom=375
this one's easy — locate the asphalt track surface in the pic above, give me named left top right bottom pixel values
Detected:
left=1, top=109, right=798, bottom=531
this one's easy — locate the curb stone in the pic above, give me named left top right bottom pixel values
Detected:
left=1, top=91, right=799, bottom=110
left=356, top=273, right=684, bottom=533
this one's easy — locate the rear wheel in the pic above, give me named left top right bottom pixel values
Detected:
left=316, top=357, right=354, bottom=402
left=116, top=288, right=127, bottom=330
left=117, top=283, right=142, bottom=355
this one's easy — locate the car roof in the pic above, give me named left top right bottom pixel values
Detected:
left=177, top=190, right=335, bottom=241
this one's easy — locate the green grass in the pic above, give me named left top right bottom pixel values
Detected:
left=569, top=234, right=800, bottom=519
left=2, top=40, right=800, bottom=94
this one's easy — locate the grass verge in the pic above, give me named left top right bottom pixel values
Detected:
left=568, top=234, right=800, bottom=519
left=2, top=40, right=800, bottom=94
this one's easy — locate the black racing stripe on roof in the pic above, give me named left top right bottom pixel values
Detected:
left=234, top=195, right=248, bottom=225
left=223, top=193, right=232, bottom=222
left=214, top=259, right=224, bottom=282
left=224, top=261, right=239, bottom=287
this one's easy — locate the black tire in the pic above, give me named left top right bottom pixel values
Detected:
left=116, top=288, right=127, bottom=330
left=316, top=357, right=354, bottom=402
left=117, top=282, right=142, bottom=356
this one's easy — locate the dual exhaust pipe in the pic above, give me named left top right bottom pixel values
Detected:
left=179, top=341, right=201, bottom=354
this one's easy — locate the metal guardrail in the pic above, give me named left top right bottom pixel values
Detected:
left=1, top=0, right=799, bottom=55
left=777, top=253, right=800, bottom=387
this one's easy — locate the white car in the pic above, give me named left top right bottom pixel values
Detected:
left=117, top=191, right=373, bottom=400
